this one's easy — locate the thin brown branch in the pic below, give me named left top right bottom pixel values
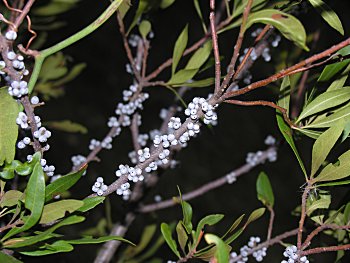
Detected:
left=267, top=207, right=275, bottom=241
left=220, top=0, right=254, bottom=94
left=116, top=12, right=142, bottom=81
left=130, top=113, right=141, bottom=152
left=302, top=244, right=350, bottom=256
left=13, top=0, right=36, bottom=29
left=0, top=219, right=23, bottom=233
left=233, top=25, right=271, bottom=80
left=223, top=37, right=350, bottom=100
left=225, top=100, right=295, bottom=128
left=302, top=224, right=350, bottom=250
left=210, top=0, right=221, bottom=95
left=297, top=185, right=311, bottom=250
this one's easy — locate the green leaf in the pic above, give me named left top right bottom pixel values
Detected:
left=172, top=78, right=215, bottom=88
left=246, top=9, right=309, bottom=50
left=45, top=120, right=88, bottom=134
left=193, top=0, right=207, bottom=33
left=160, top=0, right=176, bottom=9
left=15, top=162, right=33, bottom=176
left=167, top=69, right=198, bottom=85
left=179, top=198, right=193, bottom=234
left=185, top=41, right=212, bottom=70
left=221, top=214, right=245, bottom=239
left=19, top=240, right=74, bottom=256
left=311, top=121, right=345, bottom=177
left=307, top=0, right=344, bottom=35
left=328, top=64, right=350, bottom=92
left=256, top=172, right=274, bottom=208
left=0, top=190, right=23, bottom=208
left=176, top=221, right=188, bottom=253
left=118, top=0, right=131, bottom=19
left=244, top=208, right=266, bottom=227
left=298, top=87, right=350, bottom=122
left=278, top=76, right=291, bottom=115
left=194, top=214, right=224, bottom=243
left=0, top=251, right=23, bottom=262
left=139, top=20, right=151, bottom=39
left=314, top=149, right=350, bottom=182
left=53, top=63, right=87, bottom=86
left=39, top=199, right=84, bottom=224
left=344, top=203, right=350, bottom=224
left=204, top=234, right=229, bottom=263
left=160, top=223, right=180, bottom=258
left=66, top=235, right=134, bottom=245
left=45, top=165, right=86, bottom=202
left=76, top=196, right=105, bottom=212
left=276, top=112, right=308, bottom=179
left=0, top=88, right=20, bottom=165
left=127, top=0, right=148, bottom=34
left=317, top=179, right=350, bottom=187
left=2, top=159, right=45, bottom=241
left=172, top=24, right=189, bottom=74
left=33, top=1, right=79, bottom=16
left=304, top=104, right=350, bottom=129
left=295, top=127, right=322, bottom=140
left=4, top=215, right=85, bottom=248
left=306, top=194, right=331, bottom=216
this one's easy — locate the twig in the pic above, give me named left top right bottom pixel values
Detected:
left=267, top=207, right=275, bottom=241
left=210, top=0, right=221, bottom=95
left=138, top=146, right=276, bottom=213
left=297, top=184, right=311, bottom=250
left=116, top=12, right=142, bottom=82
left=0, top=219, right=23, bottom=233
left=233, top=25, right=271, bottom=80
left=223, top=37, right=350, bottom=100
left=302, top=244, right=350, bottom=256
left=13, top=0, right=35, bottom=29
left=302, top=224, right=350, bottom=250
left=220, top=0, right=254, bottom=94
left=225, top=100, right=295, bottom=128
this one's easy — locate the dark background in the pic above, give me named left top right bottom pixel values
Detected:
left=23, top=0, right=350, bottom=262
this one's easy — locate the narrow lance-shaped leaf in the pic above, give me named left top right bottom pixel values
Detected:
left=19, top=240, right=73, bottom=256
left=194, top=214, right=224, bottom=244
left=0, top=88, right=20, bottom=165
left=45, top=165, right=87, bottom=202
left=311, top=121, right=345, bottom=177
left=256, top=172, right=274, bottom=208
left=307, top=0, right=344, bottom=35
left=3, top=215, right=85, bottom=248
left=193, top=0, right=207, bottom=33
left=160, top=223, right=180, bottom=258
left=314, top=149, right=350, bottom=183
left=303, top=104, right=350, bottom=129
left=176, top=221, right=188, bottom=253
left=297, top=87, right=350, bottom=122
left=2, top=156, right=45, bottom=241
left=77, top=196, right=105, bottom=213
left=245, top=9, right=309, bottom=50
left=172, top=24, right=189, bottom=75
left=185, top=40, right=212, bottom=70
left=276, top=112, right=308, bottom=179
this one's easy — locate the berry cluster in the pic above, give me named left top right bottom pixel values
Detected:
left=230, top=236, right=267, bottom=263
left=184, top=97, right=218, bottom=125
left=92, top=177, right=108, bottom=196
left=281, top=246, right=309, bottom=263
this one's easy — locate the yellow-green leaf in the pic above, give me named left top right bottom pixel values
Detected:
left=246, top=9, right=309, bottom=51
left=308, top=0, right=344, bottom=35
left=172, top=24, right=189, bottom=74
left=311, top=121, right=345, bottom=177
left=39, top=199, right=84, bottom=224
left=0, top=88, right=20, bottom=165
